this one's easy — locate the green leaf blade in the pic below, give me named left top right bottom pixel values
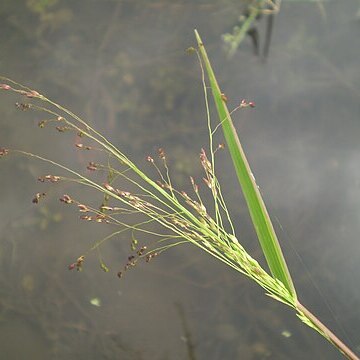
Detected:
left=195, top=30, right=296, bottom=298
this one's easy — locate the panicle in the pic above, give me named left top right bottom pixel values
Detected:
left=32, top=192, right=46, bottom=204
left=56, top=126, right=71, bottom=132
left=0, top=83, right=12, bottom=90
left=60, top=194, right=73, bottom=204
left=75, top=143, right=92, bottom=150
left=0, top=148, right=9, bottom=156
left=200, top=148, right=212, bottom=173
left=38, top=175, right=61, bottom=183
left=240, top=99, right=255, bottom=108
left=77, top=204, right=89, bottom=212
left=86, top=162, right=97, bottom=171
left=100, top=205, right=114, bottom=211
left=103, top=183, right=115, bottom=192
left=190, top=176, right=199, bottom=193
left=15, top=102, right=31, bottom=111
left=158, top=147, right=166, bottom=160
left=221, top=93, right=228, bottom=102
left=68, top=255, right=85, bottom=271
left=145, top=252, right=158, bottom=262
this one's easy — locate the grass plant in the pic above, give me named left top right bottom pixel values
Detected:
left=222, top=0, right=281, bottom=57
left=0, top=30, right=358, bottom=359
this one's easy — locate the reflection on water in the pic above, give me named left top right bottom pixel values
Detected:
left=1, top=0, right=360, bottom=359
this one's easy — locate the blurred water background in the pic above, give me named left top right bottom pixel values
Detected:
left=1, top=1, right=360, bottom=359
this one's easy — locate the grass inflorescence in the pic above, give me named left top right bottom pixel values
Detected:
left=0, top=30, right=358, bottom=359
left=0, top=73, right=295, bottom=309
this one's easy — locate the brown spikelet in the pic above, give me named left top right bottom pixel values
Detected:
left=0, top=148, right=9, bottom=156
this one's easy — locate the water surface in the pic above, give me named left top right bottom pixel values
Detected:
left=1, top=1, right=360, bottom=359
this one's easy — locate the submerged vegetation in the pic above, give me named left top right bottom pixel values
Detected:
left=222, top=0, right=281, bottom=58
left=1, top=29, right=359, bottom=359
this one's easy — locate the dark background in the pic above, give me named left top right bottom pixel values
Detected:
left=1, top=1, right=360, bottom=359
